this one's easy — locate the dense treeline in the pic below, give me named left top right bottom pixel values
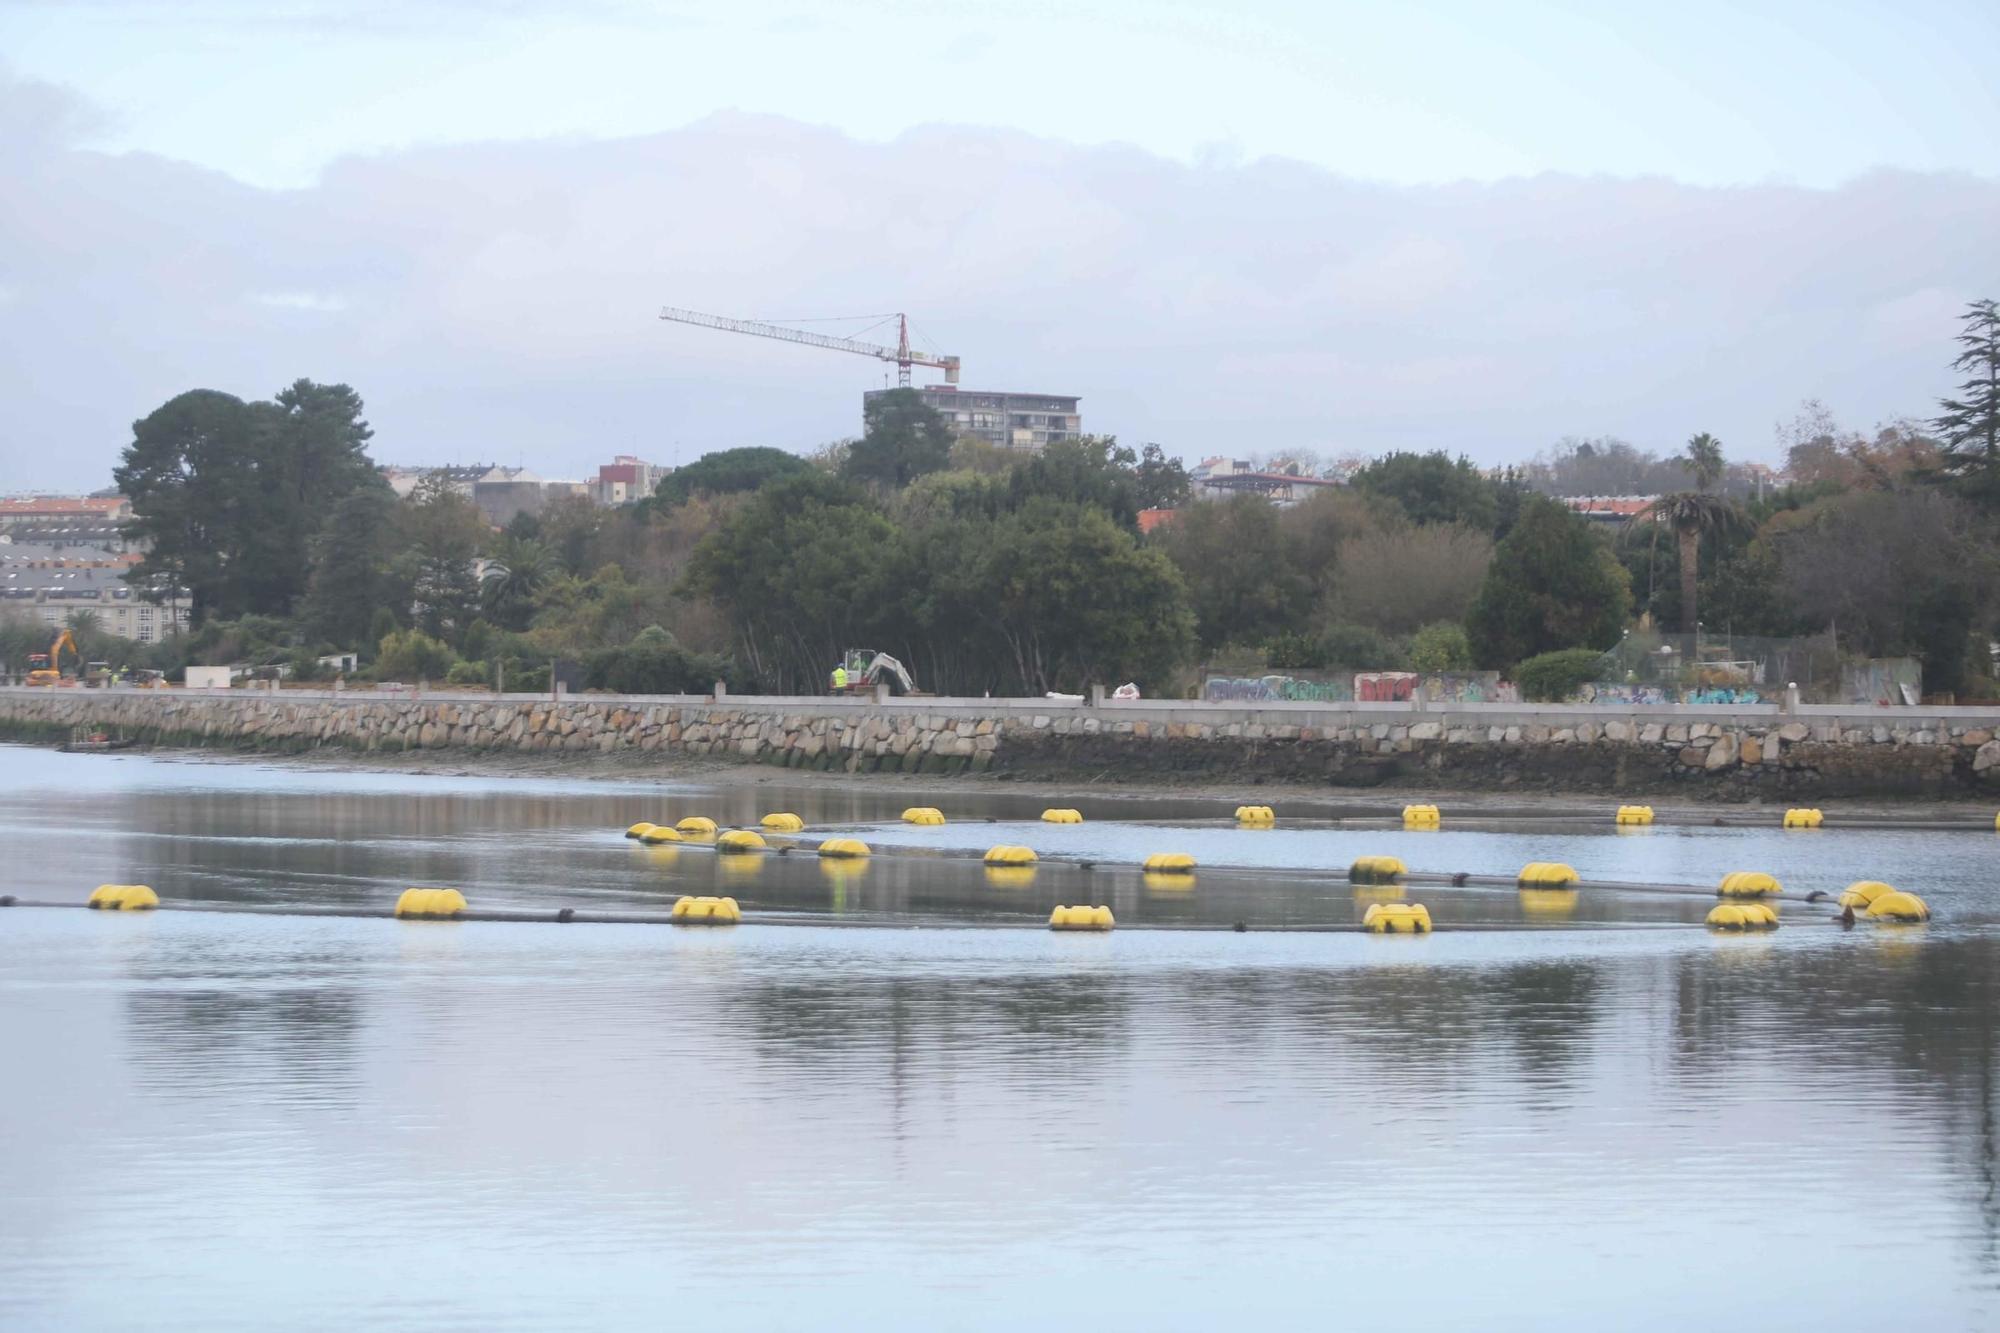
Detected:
left=8, top=298, right=1996, bottom=701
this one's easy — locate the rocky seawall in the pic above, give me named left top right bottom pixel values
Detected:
left=3, top=688, right=1998, bottom=799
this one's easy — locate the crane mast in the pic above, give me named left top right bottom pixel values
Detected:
left=658, top=306, right=960, bottom=387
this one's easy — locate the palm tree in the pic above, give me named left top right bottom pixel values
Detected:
left=480, top=537, right=554, bottom=631
left=1640, top=433, right=1743, bottom=663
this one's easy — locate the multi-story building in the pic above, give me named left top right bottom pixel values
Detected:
left=0, top=496, right=135, bottom=552
left=0, top=546, right=189, bottom=643
left=866, top=386, right=1081, bottom=453
left=594, top=456, right=665, bottom=506
left=1189, top=457, right=1341, bottom=508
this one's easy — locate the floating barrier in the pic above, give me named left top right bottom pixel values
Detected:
left=394, top=888, right=466, bottom=919
left=902, top=807, right=946, bottom=825
left=1837, top=881, right=1896, bottom=911
left=984, top=845, right=1038, bottom=867
left=984, top=867, right=1037, bottom=890
left=87, top=884, right=158, bottom=912
left=639, top=825, right=683, bottom=844
left=715, top=829, right=767, bottom=854
left=1707, top=902, right=1780, bottom=931
left=1041, top=808, right=1083, bottom=824
left=1614, top=805, right=1655, bottom=826
left=1235, top=805, right=1276, bottom=825
left=670, top=895, right=741, bottom=925
left=1143, top=852, right=1196, bottom=874
left=760, top=813, right=805, bottom=832
left=817, top=837, right=871, bottom=859
left=625, top=822, right=658, bottom=840
left=1049, top=904, right=1114, bottom=932
left=1363, top=902, right=1432, bottom=933
left=676, top=816, right=718, bottom=836
left=1717, top=871, right=1782, bottom=899
left=1865, top=890, right=1931, bottom=923
left=1402, top=804, right=1442, bottom=829
left=1349, top=855, right=1408, bottom=884
left=1782, top=808, right=1825, bottom=829
left=1517, top=862, right=1580, bottom=887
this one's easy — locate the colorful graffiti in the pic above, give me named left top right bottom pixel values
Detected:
left=1420, top=673, right=1517, bottom=704
left=1202, top=674, right=1354, bottom=704
left=1573, top=681, right=1759, bottom=705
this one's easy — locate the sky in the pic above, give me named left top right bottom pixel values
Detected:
left=1, top=0, right=1997, bottom=490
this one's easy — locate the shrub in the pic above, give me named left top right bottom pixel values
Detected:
left=1513, top=647, right=1610, bottom=702
left=1407, top=622, right=1474, bottom=673
left=376, top=629, right=457, bottom=683
left=445, top=660, right=490, bottom=687
left=1317, top=623, right=1404, bottom=670
left=585, top=637, right=734, bottom=695
left=1263, top=630, right=1324, bottom=670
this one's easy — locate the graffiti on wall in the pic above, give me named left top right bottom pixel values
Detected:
left=1421, top=673, right=1517, bottom=704
left=1572, top=681, right=1759, bottom=705
left=1202, top=674, right=1355, bottom=703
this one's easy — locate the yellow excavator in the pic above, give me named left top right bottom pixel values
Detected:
left=25, top=628, right=80, bottom=687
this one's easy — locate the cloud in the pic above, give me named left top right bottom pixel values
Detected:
left=2, top=75, right=1996, bottom=490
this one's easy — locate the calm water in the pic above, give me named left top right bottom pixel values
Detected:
left=4, top=745, right=2000, bottom=1330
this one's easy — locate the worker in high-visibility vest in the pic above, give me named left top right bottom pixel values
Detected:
left=831, top=664, right=848, bottom=693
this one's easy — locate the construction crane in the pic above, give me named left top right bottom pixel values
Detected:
left=658, top=307, right=960, bottom=388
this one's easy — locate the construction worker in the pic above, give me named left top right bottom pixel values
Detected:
left=831, top=663, right=848, bottom=693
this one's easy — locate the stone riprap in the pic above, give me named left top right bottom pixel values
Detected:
left=5, top=687, right=2000, bottom=798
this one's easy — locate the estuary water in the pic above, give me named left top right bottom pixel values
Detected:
left=3, top=745, right=1999, bottom=1330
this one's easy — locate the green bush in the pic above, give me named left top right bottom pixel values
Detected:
left=1513, top=647, right=1609, bottom=702
left=376, top=629, right=457, bottom=683
left=1407, top=622, right=1473, bottom=673
left=1317, top=623, right=1403, bottom=670
left=1263, top=629, right=1324, bottom=669
left=445, top=659, right=490, bottom=687
left=585, top=637, right=735, bottom=695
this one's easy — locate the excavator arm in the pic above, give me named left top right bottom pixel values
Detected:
left=864, top=652, right=916, bottom=694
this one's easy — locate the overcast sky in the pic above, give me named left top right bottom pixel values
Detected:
left=2, top=0, right=1997, bottom=491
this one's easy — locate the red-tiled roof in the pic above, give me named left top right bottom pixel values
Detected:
left=1137, top=508, right=1179, bottom=534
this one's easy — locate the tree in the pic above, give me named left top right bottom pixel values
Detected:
left=1408, top=622, right=1474, bottom=672
left=1154, top=495, right=1309, bottom=653
left=1637, top=432, right=1746, bottom=658
left=1467, top=495, right=1631, bottom=669
left=1934, top=298, right=2000, bottom=505
left=397, top=474, right=487, bottom=642
left=1331, top=520, right=1493, bottom=637
left=116, top=381, right=382, bottom=624
left=1349, top=451, right=1500, bottom=532
left=651, top=446, right=809, bottom=507
left=841, top=388, right=955, bottom=490
left=480, top=536, right=556, bottom=631
left=996, top=436, right=1175, bottom=530
left=978, top=501, right=1195, bottom=693
left=301, top=488, right=405, bottom=649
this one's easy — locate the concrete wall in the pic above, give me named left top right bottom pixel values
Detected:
left=5, top=686, right=2000, bottom=798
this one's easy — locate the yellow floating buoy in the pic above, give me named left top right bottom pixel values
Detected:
left=984, top=867, right=1037, bottom=890
left=902, top=807, right=946, bottom=826
left=676, top=816, right=718, bottom=836
left=625, top=821, right=658, bottom=839
left=715, top=829, right=767, bottom=854
left=984, top=845, right=1038, bottom=866
left=1782, top=808, right=1824, bottom=829
left=87, top=884, right=158, bottom=912
left=639, top=825, right=683, bottom=844
left=1402, top=804, right=1441, bottom=829
left=1363, top=902, right=1433, bottom=933
left=394, top=887, right=467, bottom=919
left=1143, top=872, right=1195, bottom=892
left=818, top=837, right=871, bottom=859
left=1517, top=862, right=1580, bottom=887
left=760, top=813, right=805, bottom=832
left=1994, top=811, right=2000, bottom=832
left=670, top=895, right=742, bottom=925
left=1049, top=904, right=1114, bottom=931
left=1838, top=880, right=1897, bottom=911
left=1348, top=855, right=1408, bottom=884
left=1718, top=871, right=1782, bottom=899
left=1707, top=901, right=1780, bottom=931
left=1235, top=805, right=1276, bottom=825
left=1040, top=808, right=1083, bottom=824
left=1865, top=890, right=1931, bottom=923
left=1614, top=805, right=1654, bottom=825
left=1142, top=852, right=1196, bottom=874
